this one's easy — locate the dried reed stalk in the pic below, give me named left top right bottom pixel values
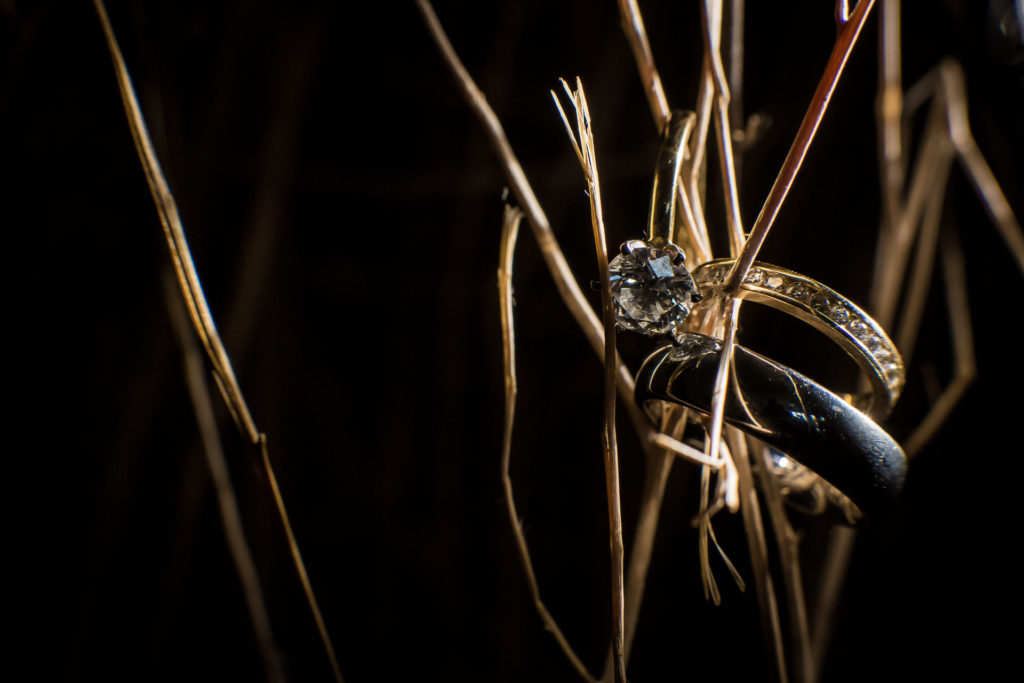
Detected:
left=498, top=204, right=596, bottom=682
left=91, top=2, right=344, bottom=680
left=553, top=78, right=627, bottom=683
left=727, top=428, right=788, bottom=683
left=724, top=0, right=877, bottom=293
left=165, top=276, right=285, bottom=683
left=413, top=0, right=659, bottom=455
left=617, top=0, right=714, bottom=262
left=752, top=441, right=813, bottom=683
left=815, top=3, right=1021, bottom=671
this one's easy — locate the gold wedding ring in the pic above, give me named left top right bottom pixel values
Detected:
left=691, top=259, right=905, bottom=418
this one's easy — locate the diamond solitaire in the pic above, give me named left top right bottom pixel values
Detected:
left=608, top=239, right=701, bottom=335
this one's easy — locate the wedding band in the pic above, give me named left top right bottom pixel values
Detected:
left=691, top=259, right=905, bottom=418
left=636, top=333, right=907, bottom=519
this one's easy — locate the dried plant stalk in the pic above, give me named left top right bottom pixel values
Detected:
left=617, top=0, right=713, bottom=262
left=91, top=2, right=344, bottom=680
left=553, top=78, right=627, bottom=683
left=725, top=0, right=877, bottom=292
left=165, top=276, right=285, bottom=683
left=753, top=441, right=812, bottom=683
left=727, top=428, right=788, bottom=683
left=498, top=205, right=596, bottom=682
left=902, top=226, right=975, bottom=458
left=413, top=0, right=659, bottom=456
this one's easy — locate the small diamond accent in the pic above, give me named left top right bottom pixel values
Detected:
left=745, top=269, right=766, bottom=286
left=785, top=282, right=812, bottom=302
left=862, top=334, right=883, bottom=353
left=709, top=264, right=729, bottom=283
left=847, top=318, right=870, bottom=339
left=811, top=291, right=832, bottom=311
left=765, top=274, right=785, bottom=290
left=669, top=334, right=722, bottom=359
left=827, top=305, right=850, bottom=325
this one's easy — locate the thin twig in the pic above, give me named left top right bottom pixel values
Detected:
left=616, top=0, right=671, bottom=128
left=414, top=0, right=660, bottom=456
left=498, top=205, right=597, bottom=682
left=700, top=0, right=745, bottom=256
left=92, top=4, right=344, bottom=680
left=727, top=429, right=788, bottom=683
left=753, top=442, right=813, bottom=683
left=809, top=526, right=857, bottom=679
left=696, top=297, right=742, bottom=605
left=92, top=0, right=257, bottom=441
left=939, top=61, right=1024, bottom=275
left=725, top=0, right=877, bottom=293
left=259, top=436, right=345, bottom=683
left=554, top=78, right=628, bottom=683
left=165, top=276, right=285, bottom=683
left=617, top=0, right=714, bottom=263
left=894, top=135, right=952, bottom=363
left=902, top=226, right=976, bottom=458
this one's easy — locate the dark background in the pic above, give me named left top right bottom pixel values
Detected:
left=6, top=1, right=1023, bottom=681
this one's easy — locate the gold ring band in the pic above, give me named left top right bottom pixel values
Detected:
left=691, top=259, right=905, bottom=418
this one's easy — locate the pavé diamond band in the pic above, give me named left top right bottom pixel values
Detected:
left=636, top=333, right=907, bottom=519
left=691, top=259, right=905, bottom=419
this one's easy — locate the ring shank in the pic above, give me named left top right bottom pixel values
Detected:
left=691, top=259, right=905, bottom=419
left=636, top=338, right=907, bottom=519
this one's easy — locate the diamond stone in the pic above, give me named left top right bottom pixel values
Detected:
left=861, top=333, right=883, bottom=352
left=609, top=242, right=700, bottom=335
left=847, top=318, right=870, bottom=339
left=811, top=291, right=832, bottom=311
left=745, top=269, right=766, bottom=286
left=668, top=334, right=721, bottom=360
left=765, top=274, right=785, bottom=290
left=786, top=282, right=811, bottom=301
left=827, top=305, right=850, bottom=325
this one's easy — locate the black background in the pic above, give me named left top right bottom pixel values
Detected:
left=6, top=1, right=1023, bottom=681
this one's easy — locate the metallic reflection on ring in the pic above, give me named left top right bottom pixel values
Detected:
left=635, top=333, right=907, bottom=519
left=691, top=258, right=905, bottom=419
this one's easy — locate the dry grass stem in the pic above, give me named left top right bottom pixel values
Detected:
left=753, top=441, right=813, bottom=683
left=809, top=525, right=857, bottom=678
left=725, top=0, right=877, bottom=293
left=727, top=429, right=789, bottom=683
left=616, top=0, right=671, bottom=128
left=938, top=62, right=1024, bottom=274
left=651, top=433, right=723, bottom=468
left=871, top=102, right=950, bottom=329
left=165, top=277, right=285, bottom=683
left=696, top=298, right=742, bottom=605
left=553, top=78, right=628, bottom=683
left=92, top=0, right=257, bottom=441
left=616, top=0, right=713, bottom=263
left=616, top=405, right=688, bottom=669
left=258, top=437, right=345, bottom=683
left=902, top=227, right=976, bottom=458
left=498, top=206, right=597, bottom=682
left=700, top=0, right=746, bottom=256
left=893, top=135, right=951, bottom=362
left=92, top=3, right=344, bottom=680
left=704, top=298, right=742, bottom=514
left=816, top=35, right=1020, bottom=664
left=414, top=0, right=659, bottom=457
